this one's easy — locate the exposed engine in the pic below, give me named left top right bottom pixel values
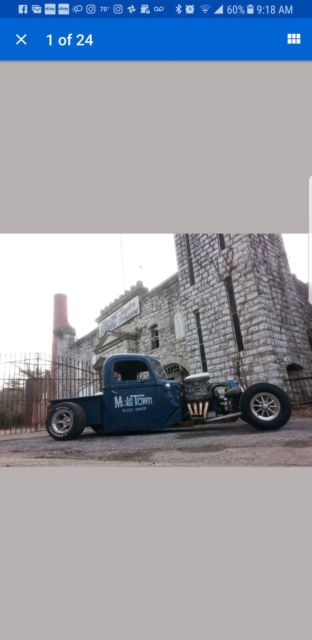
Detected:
left=182, top=372, right=242, bottom=420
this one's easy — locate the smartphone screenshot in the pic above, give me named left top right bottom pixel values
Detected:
left=1, top=0, right=311, bottom=463
left=1, top=4, right=312, bottom=640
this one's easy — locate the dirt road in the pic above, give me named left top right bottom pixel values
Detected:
left=0, top=416, right=312, bottom=466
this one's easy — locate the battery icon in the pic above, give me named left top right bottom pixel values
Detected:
left=247, top=4, right=254, bottom=13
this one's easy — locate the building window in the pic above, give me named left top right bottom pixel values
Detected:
left=194, top=311, right=208, bottom=372
left=218, top=234, right=226, bottom=250
left=164, top=363, right=190, bottom=382
left=224, top=276, right=244, bottom=352
left=150, top=324, right=160, bottom=350
left=184, top=234, right=195, bottom=286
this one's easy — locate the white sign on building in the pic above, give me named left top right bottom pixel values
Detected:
left=98, top=295, right=141, bottom=338
left=174, top=310, right=185, bottom=340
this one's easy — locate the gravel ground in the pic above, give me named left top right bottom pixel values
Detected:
left=0, top=416, right=312, bottom=466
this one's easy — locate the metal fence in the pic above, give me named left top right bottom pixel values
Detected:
left=0, top=354, right=101, bottom=435
left=1, top=353, right=312, bottom=435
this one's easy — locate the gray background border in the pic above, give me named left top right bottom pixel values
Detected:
left=1, top=60, right=311, bottom=639
left=0, top=61, right=311, bottom=232
left=1, top=468, right=312, bottom=639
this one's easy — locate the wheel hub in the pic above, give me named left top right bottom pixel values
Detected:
left=51, top=407, right=74, bottom=435
left=250, top=392, right=281, bottom=422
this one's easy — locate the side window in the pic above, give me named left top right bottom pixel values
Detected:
left=113, top=360, right=151, bottom=383
left=150, top=324, right=160, bottom=350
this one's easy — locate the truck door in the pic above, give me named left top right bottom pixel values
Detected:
left=148, top=359, right=182, bottom=428
left=156, top=380, right=182, bottom=428
left=104, top=358, right=159, bottom=433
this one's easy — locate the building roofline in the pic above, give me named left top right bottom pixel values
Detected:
left=96, top=281, right=148, bottom=323
left=146, top=272, right=178, bottom=296
left=74, top=328, right=97, bottom=345
left=96, top=273, right=179, bottom=323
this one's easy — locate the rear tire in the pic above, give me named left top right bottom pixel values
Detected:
left=46, top=402, right=86, bottom=441
left=240, top=383, right=291, bottom=430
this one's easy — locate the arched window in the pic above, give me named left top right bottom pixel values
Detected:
left=150, top=324, right=159, bottom=350
left=287, top=363, right=303, bottom=380
left=164, top=363, right=190, bottom=382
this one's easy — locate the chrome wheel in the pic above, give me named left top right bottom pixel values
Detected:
left=250, top=393, right=281, bottom=422
left=50, top=407, right=74, bottom=435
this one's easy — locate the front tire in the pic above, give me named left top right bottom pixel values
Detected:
left=240, top=383, right=291, bottom=430
left=46, top=402, right=86, bottom=441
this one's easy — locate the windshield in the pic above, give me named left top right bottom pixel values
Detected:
left=150, top=358, right=168, bottom=380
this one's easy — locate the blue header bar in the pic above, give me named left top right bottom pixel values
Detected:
left=1, top=17, right=311, bottom=59
left=1, top=2, right=312, bottom=59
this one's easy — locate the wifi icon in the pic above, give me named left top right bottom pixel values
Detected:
left=200, top=4, right=211, bottom=13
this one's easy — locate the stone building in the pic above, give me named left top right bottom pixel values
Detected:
left=53, top=234, right=312, bottom=401
left=175, top=234, right=312, bottom=398
left=54, top=275, right=189, bottom=384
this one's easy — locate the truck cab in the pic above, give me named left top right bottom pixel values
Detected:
left=103, top=354, right=182, bottom=433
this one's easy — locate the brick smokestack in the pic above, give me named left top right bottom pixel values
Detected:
left=51, top=294, right=75, bottom=398
left=52, top=293, right=73, bottom=366
left=53, top=293, right=70, bottom=332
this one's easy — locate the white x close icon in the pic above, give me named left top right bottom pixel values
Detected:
left=16, top=34, right=28, bottom=46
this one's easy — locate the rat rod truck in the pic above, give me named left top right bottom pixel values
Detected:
left=46, top=353, right=292, bottom=440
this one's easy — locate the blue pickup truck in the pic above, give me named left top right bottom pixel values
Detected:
left=46, top=353, right=292, bottom=440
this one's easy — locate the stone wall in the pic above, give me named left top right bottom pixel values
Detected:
left=175, top=233, right=312, bottom=393
left=67, top=329, right=98, bottom=365
left=53, top=326, right=76, bottom=361
left=292, top=275, right=312, bottom=345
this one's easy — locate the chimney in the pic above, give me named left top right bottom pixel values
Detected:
left=52, top=293, right=75, bottom=365
left=53, top=293, right=70, bottom=331
left=51, top=294, right=75, bottom=398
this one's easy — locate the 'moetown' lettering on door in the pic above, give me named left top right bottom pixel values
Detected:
left=114, top=394, right=153, bottom=409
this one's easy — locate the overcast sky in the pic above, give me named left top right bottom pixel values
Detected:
left=0, top=234, right=308, bottom=355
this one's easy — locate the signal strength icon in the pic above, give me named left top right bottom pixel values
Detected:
left=200, top=4, right=211, bottom=13
left=214, top=4, right=224, bottom=13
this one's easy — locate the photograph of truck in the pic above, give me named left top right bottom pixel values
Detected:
left=46, top=353, right=292, bottom=441
left=1, top=233, right=311, bottom=465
